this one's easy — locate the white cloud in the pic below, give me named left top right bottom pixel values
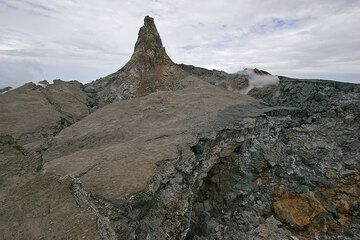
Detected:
left=0, top=0, right=359, bottom=88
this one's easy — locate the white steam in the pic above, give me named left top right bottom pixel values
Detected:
left=238, top=68, right=279, bottom=94
left=37, top=83, right=48, bottom=88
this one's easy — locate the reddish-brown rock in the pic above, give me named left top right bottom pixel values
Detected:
left=274, top=193, right=326, bottom=227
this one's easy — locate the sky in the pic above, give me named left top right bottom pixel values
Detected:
left=0, top=0, right=360, bottom=88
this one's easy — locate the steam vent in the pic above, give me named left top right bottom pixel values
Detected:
left=1, top=16, right=359, bottom=240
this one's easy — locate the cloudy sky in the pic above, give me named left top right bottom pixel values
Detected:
left=0, top=0, right=360, bottom=88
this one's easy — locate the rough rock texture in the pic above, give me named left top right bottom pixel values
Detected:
left=1, top=16, right=359, bottom=240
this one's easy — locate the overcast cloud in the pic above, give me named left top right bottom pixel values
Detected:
left=0, top=0, right=360, bottom=88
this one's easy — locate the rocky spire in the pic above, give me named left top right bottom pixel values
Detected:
left=95, top=16, right=186, bottom=101
left=122, top=16, right=173, bottom=74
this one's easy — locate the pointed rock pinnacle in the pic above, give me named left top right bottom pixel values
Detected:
left=123, top=16, right=173, bottom=74
left=97, top=16, right=186, bottom=100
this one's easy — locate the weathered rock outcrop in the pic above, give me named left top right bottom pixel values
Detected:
left=0, top=16, right=359, bottom=240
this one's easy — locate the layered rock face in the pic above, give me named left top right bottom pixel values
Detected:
left=1, top=16, right=359, bottom=240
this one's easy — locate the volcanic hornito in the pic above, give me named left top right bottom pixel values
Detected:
left=0, top=16, right=359, bottom=240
